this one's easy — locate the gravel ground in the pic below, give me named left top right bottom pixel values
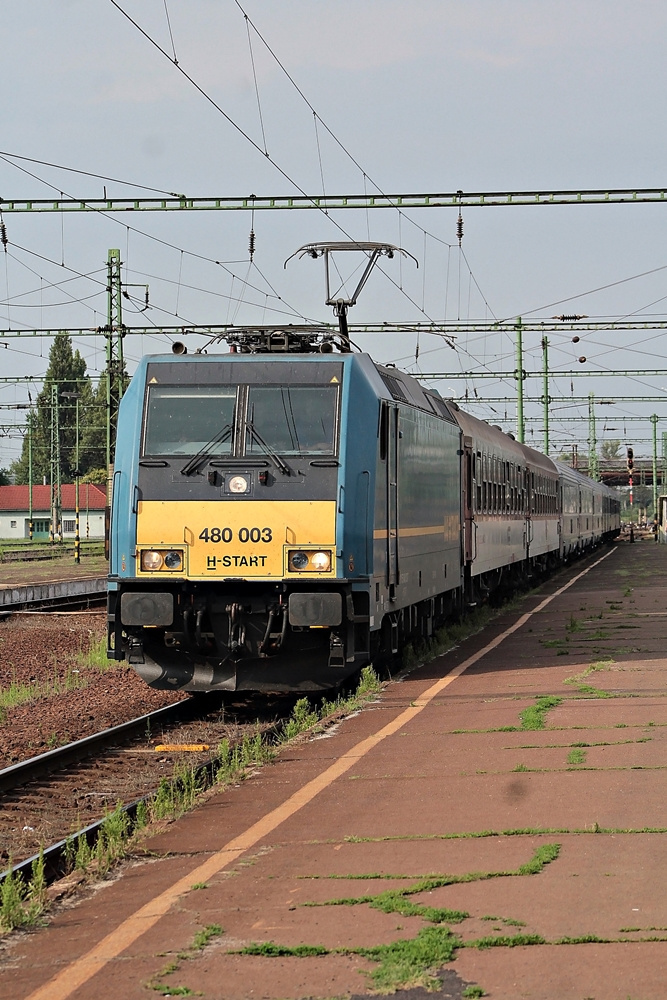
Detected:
left=0, top=555, right=108, bottom=588
left=0, top=611, right=184, bottom=766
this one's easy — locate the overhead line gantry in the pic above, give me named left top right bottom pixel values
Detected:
left=2, top=187, right=667, bottom=214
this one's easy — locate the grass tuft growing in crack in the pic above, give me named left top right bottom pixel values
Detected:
left=303, top=844, right=560, bottom=914
left=147, top=923, right=224, bottom=994
left=519, top=696, right=562, bottom=730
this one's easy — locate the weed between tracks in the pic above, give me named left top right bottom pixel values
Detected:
left=0, top=666, right=382, bottom=934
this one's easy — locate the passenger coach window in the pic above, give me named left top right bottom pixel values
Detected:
left=246, top=385, right=338, bottom=456
left=143, top=385, right=236, bottom=456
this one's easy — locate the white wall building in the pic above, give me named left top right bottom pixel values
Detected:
left=0, top=484, right=106, bottom=540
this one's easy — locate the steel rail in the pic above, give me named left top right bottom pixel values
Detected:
left=0, top=702, right=190, bottom=795
left=0, top=702, right=282, bottom=887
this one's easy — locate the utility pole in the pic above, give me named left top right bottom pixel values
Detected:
left=105, top=248, right=126, bottom=485
left=541, top=336, right=549, bottom=455
left=50, top=384, right=61, bottom=543
left=651, top=414, right=659, bottom=516
left=28, top=416, right=33, bottom=541
left=62, top=392, right=81, bottom=563
left=588, top=392, right=598, bottom=481
left=515, top=317, right=525, bottom=444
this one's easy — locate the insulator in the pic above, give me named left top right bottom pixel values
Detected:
left=0, top=221, right=7, bottom=251
left=571, top=336, right=580, bottom=343
left=248, top=229, right=256, bottom=261
left=456, top=212, right=464, bottom=246
left=578, top=356, right=587, bottom=363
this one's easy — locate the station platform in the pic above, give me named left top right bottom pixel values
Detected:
left=3, top=539, right=667, bottom=1000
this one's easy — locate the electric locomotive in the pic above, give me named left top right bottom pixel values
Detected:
left=107, top=327, right=463, bottom=691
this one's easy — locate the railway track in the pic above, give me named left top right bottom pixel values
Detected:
left=0, top=693, right=287, bottom=886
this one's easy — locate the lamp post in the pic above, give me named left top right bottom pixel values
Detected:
left=62, top=392, right=80, bottom=563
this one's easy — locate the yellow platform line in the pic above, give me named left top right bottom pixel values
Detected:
left=26, top=547, right=615, bottom=1000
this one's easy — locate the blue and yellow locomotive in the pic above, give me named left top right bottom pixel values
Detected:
left=107, top=326, right=620, bottom=692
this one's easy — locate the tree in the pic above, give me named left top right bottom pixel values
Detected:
left=0, top=468, right=10, bottom=485
left=79, top=376, right=108, bottom=474
left=10, top=332, right=95, bottom=485
left=600, top=439, right=622, bottom=461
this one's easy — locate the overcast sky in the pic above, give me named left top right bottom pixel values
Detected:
left=3, top=0, right=667, bottom=465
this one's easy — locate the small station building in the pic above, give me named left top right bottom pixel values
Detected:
left=0, top=484, right=107, bottom=540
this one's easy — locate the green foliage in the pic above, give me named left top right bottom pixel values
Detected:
left=0, top=863, right=27, bottom=932
left=519, top=696, right=562, bottom=730
left=467, top=933, right=545, bottom=949
left=279, top=697, right=320, bottom=742
left=192, top=924, right=223, bottom=950
left=360, top=925, right=459, bottom=990
left=10, top=332, right=101, bottom=485
left=80, top=467, right=108, bottom=485
left=517, top=843, right=560, bottom=874
left=0, top=851, right=47, bottom=931
left=241, top=941, right=328, bottom=957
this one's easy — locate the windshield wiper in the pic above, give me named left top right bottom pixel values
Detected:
left=247, top=423, right=291, bottom=476
left=180, top=423, right=233, bottom=477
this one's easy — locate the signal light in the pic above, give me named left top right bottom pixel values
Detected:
left=627, top=447, right=634, bottom=471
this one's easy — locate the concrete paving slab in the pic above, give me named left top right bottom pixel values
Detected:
left=3, top=543, right=667, bottom=1000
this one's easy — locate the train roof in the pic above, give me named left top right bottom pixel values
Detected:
left=451, top=405, right=557, bottom=473
left=551, top=459, right=618, bottom=495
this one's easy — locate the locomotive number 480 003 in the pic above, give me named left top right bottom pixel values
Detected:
left=198, top=526, right=273, bottom=543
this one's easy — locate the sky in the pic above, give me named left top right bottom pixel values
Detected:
left=2, top=0, right=667, bottom=467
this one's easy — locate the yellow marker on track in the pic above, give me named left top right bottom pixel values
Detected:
left=154, top=744, right=209, bottom=752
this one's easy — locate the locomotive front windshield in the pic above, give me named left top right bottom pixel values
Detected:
left=143, top=385, right=236, bottom=456
left=142, top=382, right=338, bottom=457
left=247, top=386, right=338, bottom=456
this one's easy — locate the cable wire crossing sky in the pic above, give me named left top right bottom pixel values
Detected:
left=2, top=0, right=667, bottom=465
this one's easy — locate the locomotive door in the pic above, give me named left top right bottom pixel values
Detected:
left=385, top=403, right=399, bottom=593
left=463, top=437, right=475, bottom=563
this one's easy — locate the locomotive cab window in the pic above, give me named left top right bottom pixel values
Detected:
left=143, top=385, right=237, bottom=456
left=246, top=385, right=339, bottom=456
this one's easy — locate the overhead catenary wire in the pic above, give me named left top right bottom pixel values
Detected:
left=0, top=149, right=309, bottom=322
left=0, top=150, right=184, bottom=197
left=106, top=0, right=450, bottom=325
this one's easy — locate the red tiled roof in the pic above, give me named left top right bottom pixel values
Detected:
left=0, top=484, right=107, bottom=512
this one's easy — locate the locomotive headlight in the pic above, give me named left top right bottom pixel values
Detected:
left=309, top=550, right=331, bottom=572
left=141, top=550, right=163, bottom=571
left=288, top=549, right=333, bottom=572
left=140, top=549, right=184, bottom=571
left=228, top=475, right=249, bottom=494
